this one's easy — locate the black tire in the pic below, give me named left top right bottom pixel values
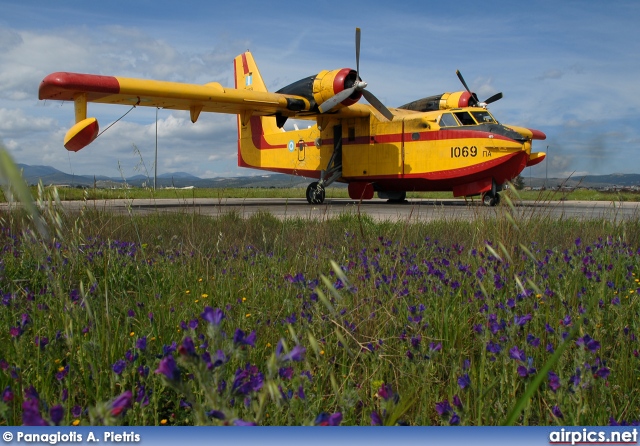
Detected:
left=306, top=182, right=325, bottom=204
left=482, top=192, right=497, bottom=207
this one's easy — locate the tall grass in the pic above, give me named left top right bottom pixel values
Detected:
left=1, top=147, right=640, bottom=426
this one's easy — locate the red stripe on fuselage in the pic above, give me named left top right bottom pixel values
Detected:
left=39, top=72, right=120, bottom=101
left=346, top=151, right=528, bottom=192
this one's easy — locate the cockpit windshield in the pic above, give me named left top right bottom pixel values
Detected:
left=471, top=110, right=497, bottom=124
left=454, top=111, right=476, bottom=126
left=439, top=110, right=498, bottom=128
left=439, top=113, right=459, bottom=127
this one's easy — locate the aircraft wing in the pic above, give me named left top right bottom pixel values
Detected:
left=39, top=72, right=315, bottom=119
left=39, top=72, right=378, bottom=120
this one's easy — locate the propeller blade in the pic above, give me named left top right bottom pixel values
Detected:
left=362, top=90, right=394, bottom=121
left=456, top=69, right=479, bottom=105
left=355, top=28, right=361, bottom=77
left=484, top=92, right=503, bottom=104
left=318, top=86, right=357, bottom=113
left=456, top=70, right=471, bottom=94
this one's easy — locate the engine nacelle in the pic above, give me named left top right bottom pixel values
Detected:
left=398, top=91, right=475, bottom=112
left=312, top=68, right=363, bottom=108
left=276, top=68, right=363, bottom=111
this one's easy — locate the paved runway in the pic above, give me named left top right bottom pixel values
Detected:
left=7, top=197, right=638, bottom=222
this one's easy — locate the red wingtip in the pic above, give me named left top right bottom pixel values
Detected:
left=528, top=128, right=547, bottom=140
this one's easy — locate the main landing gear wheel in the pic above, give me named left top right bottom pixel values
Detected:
left=482, top=191, right=501, bottom=207
left=306, top=182, right=325, bottom=204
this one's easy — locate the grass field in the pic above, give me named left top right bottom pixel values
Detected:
left=1, top=185, right=640, bottom=426
left=1, top=146, right=640, bottom=426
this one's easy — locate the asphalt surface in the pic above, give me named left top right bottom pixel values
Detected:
left=4, top=198, right=638, bottom=222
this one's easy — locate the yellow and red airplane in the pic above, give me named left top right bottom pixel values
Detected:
left=39, top=28, right=545, bottom=206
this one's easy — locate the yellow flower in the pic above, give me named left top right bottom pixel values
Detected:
left=160, top=419, right=168, bottom=425
left=58, top=366, right=65, bottom=373
left=320, top=350, right=325, bottom=355
left=201, top=294, right=208, bottom=298
left=185, top=290, right=190, bottom=295
left=195, top=300, right=199, bottom=303
left=245, top=313, right=251, bottom=318
left=198, top=278, right=203, bottom=283
left=72, top=419, right=80, bottom=426
left=242, top=297, right=247, bottom=302
left=129, top=332, right=135, bottom=337
left=266, top=343, right=272, bottom=348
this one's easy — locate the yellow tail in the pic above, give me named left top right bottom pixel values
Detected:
left=234, top=52, right=280, bottom=135
left=233, top=51, right=321, bottom=177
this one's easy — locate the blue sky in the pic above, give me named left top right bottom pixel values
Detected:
left=1, top=0, right=639, bottom=179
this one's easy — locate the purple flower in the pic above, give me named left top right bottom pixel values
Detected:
left=233, top=329, right=257, bottom=347
left=315, top=412, right=343, bottom=426
left=552, top=405, right=564, bottom=419
left=178, top=337, right=197, bottom=357
left=457, top=373, right=471, bottom=390
left=207, top=410, right=226, bottom=420
left=594, top=367, right=610, bottom=379
left=378, top=383, right=395, bottom=401
left=233, top=418, right=257, bottom=426
left=278, top=367, right=294, bottom=380
left=112, top=360, right=126, bottom=375
left=135, top=336, right=147, bottom=350
left=509, top=346, right=526, bottom=362
left=110, top=390, right=132, bottom=416
left=435, top=399, right=453, bottom=416
left=22, top=398, right=49, bottom=426
left=370, top=411, right=383, bottom=426
left=514, top=314, right=532, bottom=326
left=486, top=342, right=502, bottom=354
left=449, top=412, right=460, bottom=425
left=280, top=345, right=306, bottom=362
left=453, top=395, right=463, bottom=409
left=155, top=355, right=180, bottom=382
left=205, top=307, right=225, bottom=327
left=2, top=386, right=14, bottom=402
left=232, top=364, right=264, bottom=395
left=50, top=404, right=64, bottom=425
left=548, top=371, right=561, bottom=392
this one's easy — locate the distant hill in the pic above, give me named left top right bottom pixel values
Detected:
left=523, top=173, right=640, bottom=189
left=12, top=164, right=317, bottom=189
left=9, top=164, right=640, bottom=190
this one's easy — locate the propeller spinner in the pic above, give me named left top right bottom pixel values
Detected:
left=456, top=70, right=503, bottom=108
left=318, top=28, right=394, bottom=120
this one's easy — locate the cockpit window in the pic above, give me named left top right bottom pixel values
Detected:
left=439, top=113, right=459, bottom=127
left=454, top=111, right=477, bottom=126
left=471, top=111, right=497, bottom=124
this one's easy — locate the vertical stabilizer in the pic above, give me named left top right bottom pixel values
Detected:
left=234, top=52, right=280, bottom=135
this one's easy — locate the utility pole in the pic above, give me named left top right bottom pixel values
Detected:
left=545, top=145, right=549, bottom=189
left=154, top=107, right=158, bottom=191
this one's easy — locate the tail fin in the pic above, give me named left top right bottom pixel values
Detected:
left=234, top=52, right=282, bottom=170
left=234, top=52, right=280, bottom=135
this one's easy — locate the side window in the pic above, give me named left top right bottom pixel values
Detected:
left=439, top=113, right=459, bottom=127
left=454, top=112, right=476, bottom=126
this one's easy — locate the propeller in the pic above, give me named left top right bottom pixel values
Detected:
left=456, top=70, right=503, bottom=107
left=319, top=28, right=394, bottom=121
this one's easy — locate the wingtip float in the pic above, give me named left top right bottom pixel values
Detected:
left=39, top=28, right=547, bottom=206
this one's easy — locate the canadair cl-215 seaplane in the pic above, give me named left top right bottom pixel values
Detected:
left=39, top=28, right=546, bottom=206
